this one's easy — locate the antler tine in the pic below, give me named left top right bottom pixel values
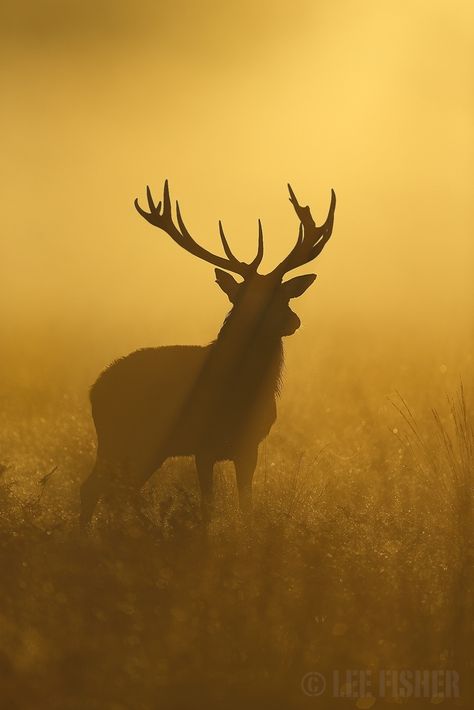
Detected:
left=146, top=185, right=158, bottom=214
left=249, top=219, right=264, bottom=270
left=271, top=185, right=336, bottom=277
left=162, top=179, right=172, bottom=219
left=219, top=217, right=264, bottom=272
left=218, top=221, right=238, bottom=262
left=134, top=181, right=251, bottom=277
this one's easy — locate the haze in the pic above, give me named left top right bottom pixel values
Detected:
left=1, top=0, right=473, bottom=365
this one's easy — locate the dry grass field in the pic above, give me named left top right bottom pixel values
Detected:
left=0, top=324, right=472, bottom=709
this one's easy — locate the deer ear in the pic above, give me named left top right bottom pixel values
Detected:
left=215, top=269, right=240, bottom=302
left=281, top=273, right=317, bottom=299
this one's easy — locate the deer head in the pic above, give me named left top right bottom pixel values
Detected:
left=134, top=181, right=336, bottom=339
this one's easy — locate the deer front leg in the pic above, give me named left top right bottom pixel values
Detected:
left=234, top=446, right=258, bottom=516
left=195, top=452, right=215, bottom=524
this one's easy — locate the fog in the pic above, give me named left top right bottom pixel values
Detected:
left=2, top=1, right=473, bottom=360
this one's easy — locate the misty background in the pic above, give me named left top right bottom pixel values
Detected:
left=1, top=0, right=473, bottom=383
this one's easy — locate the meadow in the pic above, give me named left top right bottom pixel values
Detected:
left=0, top=323, right=472, bottom=709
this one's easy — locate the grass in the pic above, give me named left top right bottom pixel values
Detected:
left=0, top=329, right=472, bottom=709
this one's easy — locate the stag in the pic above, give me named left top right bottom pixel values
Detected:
left=80, top=181, right=336, bottom=526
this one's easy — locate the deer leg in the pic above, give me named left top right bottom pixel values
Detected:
left=81, top=454, right=161, bottom=530
left=127, top=456, right=165, bottom=527
left=81, top=455, right=137, bottom=528
left=234, top=446, right=258, bottom=515
left=80, top=458, right=109, bottom=529
left=195, top=453, right=215, bottom=524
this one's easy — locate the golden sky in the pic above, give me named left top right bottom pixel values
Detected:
left=1, top=0, right=473, bottom=343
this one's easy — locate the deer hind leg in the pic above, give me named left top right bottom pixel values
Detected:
left=80, top=453, right=131, bottom=529
left=80, top=457, right=110, bottom=529
left=122, top=455, right=165, bottom=526
left=234, top=446, right=258, bottom=516
left=80, top=450, right=162, bottom=530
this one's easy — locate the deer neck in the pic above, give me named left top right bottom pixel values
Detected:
left=210, top=309, right=284, bottom=396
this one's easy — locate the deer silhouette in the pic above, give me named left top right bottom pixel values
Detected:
left=80, top=181, right=336, bottom=527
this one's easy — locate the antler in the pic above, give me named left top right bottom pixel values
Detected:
left=134, top=180, right=264, bottom=277
left=271, top=184, right=336, bottom=277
